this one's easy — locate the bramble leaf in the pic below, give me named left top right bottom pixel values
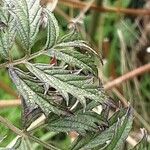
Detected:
left=44, top=8, right=59, bottom=49
left=44, top=48, right=97, bottom=74
left=54, top=40, right=98, bottom=56
left=0, top=7, right=16, bottom=59
left=9, top=67, right=70, bottom=119
left=25, top=63, right=108, bottom=110
left=103, top=107, right=133, bottom=150
left=71, top=107, right=133, bottom=150
left=8, top=0, right=42, bottom=52
left=48, top=111, right=107, bottom=135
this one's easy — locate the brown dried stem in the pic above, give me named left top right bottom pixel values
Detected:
left=0, top=115, right=23, bottom=136
left=104, top=63, right=150, bottom=90
left=0, top=99, right=21, bottom=108
left=59, top=0, right=150, bottom=16
left=0, top=80, right=18, bottom=98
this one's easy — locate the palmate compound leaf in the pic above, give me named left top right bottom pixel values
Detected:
left=0, top=7, right=16, bottom=59
left=71, top=107, right=133, bottom=150
left=44, top=40, right=100, bottom=74
left=44, top=48, right=97, bottom=74
left=6, top=0, right=42, bottom=52
left=25, top=63, right=109, bottom=110
left=9, top=67, right=71, bottom=120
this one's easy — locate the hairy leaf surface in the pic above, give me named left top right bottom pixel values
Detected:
left=44, top=8, right=59, bottom=49
left=9, top=0, right=42, bottom=52
left=103, top=107, right=133, bottom=150
left=26, top=63, right=108, bottom=109
left=0, top=8, right=16, bottom=59
left=48, top=111, right=107, bottom=135
left=71, top=107, right=133, bottom=150
left=9, top=67, right=70, bottom=117
left=54, top=40, right=98, bottom=56
left=45, top=48, right=97, bottom=74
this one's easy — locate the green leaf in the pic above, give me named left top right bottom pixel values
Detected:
left=9, top=67, right=70, bottom=118
left=58, top=29, right=78, bottom=43
left=9, top=0, right=42, bottom=52
left=44, top=8, right=59, bottom=49
left=44, top=48, right=97, bottom=74
left=71, top=107, right=131, bottom=150
left=0, top=8, right=16, bottom=59
left=71, top=125, right=114, bottom=150
left=0, top=136, right=22, bottom=150
left=71, top=122, right=112, bottom=150
left=25, top=63, right=108, bottom=110
left=48, top=111, right=107, bottom=135
left=102, top=107, right=133, bottom=150
left=108, top=107, right=127, bottom=126
left=54, top=40, right=98, bottom=56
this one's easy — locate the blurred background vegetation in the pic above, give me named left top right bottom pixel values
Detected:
left=0, top=0, right=150, bottom=149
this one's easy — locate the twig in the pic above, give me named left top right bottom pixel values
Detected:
left=0, top=100, right=21, bottom=108
left=0, top=115, right=59, bottom=149
left=55, top=6, right=71, bottom=22
left=59, top=0, right=150, bottom=16
left=0, top=50, right=45, bottom=69
left=70, top=0, right=94, bottom=25
left=104, top=63, right=150, bottom=90
left=0, top=115, right=23, bottom=136
left=28, top=134, right=61, bottom=150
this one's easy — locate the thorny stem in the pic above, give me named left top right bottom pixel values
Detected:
left=0, top=50, right=45, bottom=69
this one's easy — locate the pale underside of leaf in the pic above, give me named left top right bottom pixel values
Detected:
left=131, top=129, right=150, bottom=150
